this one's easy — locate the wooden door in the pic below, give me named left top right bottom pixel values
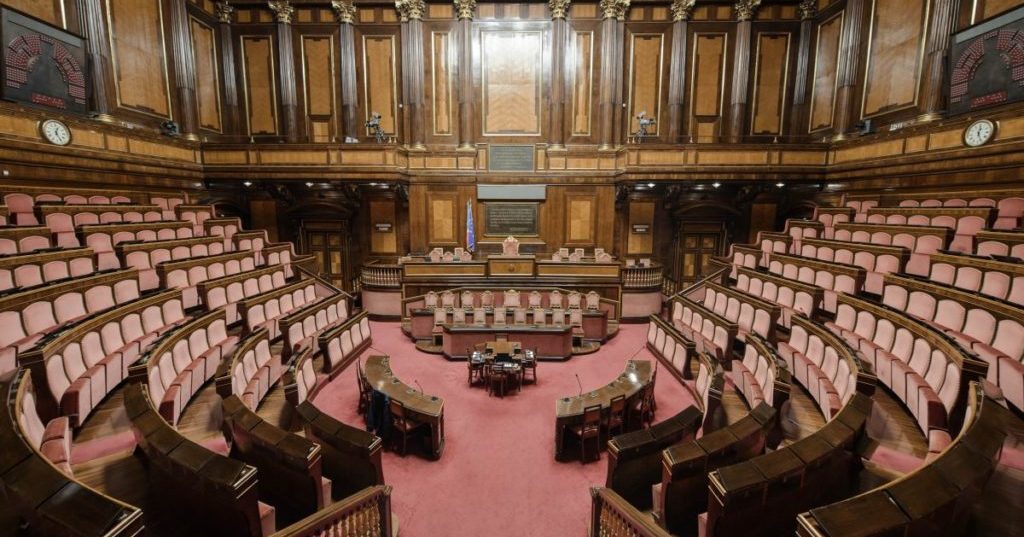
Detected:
left=676, top=223, right=725, bottom=287
left=301, top=222, right=348, bottom=289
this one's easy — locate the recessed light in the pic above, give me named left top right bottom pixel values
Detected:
left=775, top=182, right=785, bottom=188
left=369, top=182, right=378, bottom=186
left=647, top=182, right=655, bottom=188
left=305, top=182, right=314, bottom=187
left=712, top=182, right=721, bottom=188
left=242, top=181, right=252, bottom=187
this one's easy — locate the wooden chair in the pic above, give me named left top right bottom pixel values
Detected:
left=356, top=361, right=372, bottom=415
left=487, top=364, right=508, bottom=397
left=569, top=405, right=603, bottom=463
left=467, top=349, right=484, bottom=386
left=389, top=399, right=427, bottom=456
left=605, top=395, right=626, bottom=442
left=522, top=350, right=537, bottom=384
left=631, top=383, right=655, bottom=429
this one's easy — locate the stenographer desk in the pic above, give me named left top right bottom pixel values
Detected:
left=441, top=324, right=573, bottom=360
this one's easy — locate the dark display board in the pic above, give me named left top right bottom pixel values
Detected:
left=1, top=8, right=87, bottom=114
left=488, top=145, right=535, bottom=172
left=950, top=6, right=1024, bottom=115
left=484, top=202, right=539, bottom=236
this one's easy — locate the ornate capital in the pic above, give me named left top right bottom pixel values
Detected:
left=599, top=0, right=629, bottom=20
left=215, top=1, right=234, bottom=23
left=454, top=0, right=477, bottom=20
left=797, top=0, right=816, bottom=20
left=268, top=0, right=294, bottom=23
left=733, top=0, right=761, bottom=21
left=395, top=0, right=426, bottom=21
left=331, top=0, right=356, bottom=23
left=669, top=0, right=696, bottom=21
left=549, top=0, right=571, bottom=19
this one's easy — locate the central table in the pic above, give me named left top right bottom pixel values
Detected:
left=363, top=354, right=445, bottom=459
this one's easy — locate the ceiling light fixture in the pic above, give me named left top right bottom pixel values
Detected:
left=242, top=181, right=252, bottom=187
left=305, top=182, right=314, bottom=187
left=647, top=182, right=655, bottom=188
left=775, top=182, right=785, bottom=188
left=712, top=182, right=721, bottom=188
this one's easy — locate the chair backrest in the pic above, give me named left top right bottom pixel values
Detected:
left=493, top=306, right=507, bottom=324
left=586, top=291, right=601, bottom=310
left=514, top=308, right=527, bottom=324
left=389, top=399, right=406, bottom=423
left=481, top=290, right=494, bottom=306
left=533, top=307, right=546, bottom=325
left=583, top=404, right=602, bottom=427
left=473, top=307, right=487, bottom=326
left=608, top=395, right=625, bottom=418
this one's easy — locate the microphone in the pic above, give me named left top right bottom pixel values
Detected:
left=414, top=379, right=424, bottom=394
left=575, top=373, right=583, bottom=398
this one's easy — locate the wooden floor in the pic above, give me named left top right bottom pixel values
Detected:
left=32, top=324, right=1024, bottom=537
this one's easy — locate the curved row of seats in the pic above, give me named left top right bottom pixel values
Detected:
left=669, top=295, right=738, bottom=363
left=319, top=312, right=373, bottom=377
left=732, top=333, right=789, bottom=416
left=417, top=287, right=604, bottom=311
left=160, top=249, right=259, bottom=308
left=646, top=314, right=696, bottom=381
left=796, top=382, right=1006, bottom=536
left=698, top=281, right=780, bottom=343
left=202, top=264, right=288, bottom=325
left=0, top=246, right=95, bottom=292
left=240, top=277, right=320, bottom=339
left=843, top=191, right=1023, bottom=229
left=778, top=314, right=865, bottom=422
left=216, top=328, right=283, bottom=410
left=733, top=266, right=821, bottom=328
left=128, top=308, right=238, bottom=426
left=281, top=289, right=352, bottom=358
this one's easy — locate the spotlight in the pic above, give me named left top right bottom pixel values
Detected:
left=775, top=182, right=785, bottom=188
left=647, top=182, right=655, bottom=188
left=712, top=182, right=721, bottom=188
left=242, top=181, right=253, bottom=187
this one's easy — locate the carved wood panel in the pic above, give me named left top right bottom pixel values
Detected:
left=481, top=30, right=543, bottom=135
left=189, top=16, right=221, bottom=132
left=751, top=32, right=790, bottom=136
left=809, top=12, right=843, bottom=132
left=627, top=200, right=655, bottom=255
left=627, top=32, right=665, bottom=136
left=431, top=30, right=454, bottom=136
left=240, top=35, right=278, bottom=135
left=301, top=34, right=337, bottom=142
left=570, top=30, right=595, bottom=136
left=107, top=0, right=172, bottom=118
left=3, top=0, right=63, bottom=27
left=861, top=0, right=928, bottom=118
left=691, top=33, right=728, bottom=142
left=360, top=33, right=399, bottom=136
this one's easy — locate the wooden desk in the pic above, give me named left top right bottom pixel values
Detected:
left=485, top=340, right=520, bottom=358
left=443, top=324, right=573, bottom=360
left=408, top=307, right=609, bottom=341
left=554, top=360, right=653, bottom=461
left=363, top=355, right=445, bottom=459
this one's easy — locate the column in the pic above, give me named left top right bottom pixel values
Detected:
left=788, top=0, right=816, bottom=138
left=269, top=1, right=301, bottom=142
left=332, top=0, right=359, bottom=140
left=918, top=0, right=958, bottom=121
left=831, top=0, right=864, bottom=140
left=79, top=0, right=114, bottom=121
left=667, top=0, right=695, bottom=143
left=725, top=0, right=761, bottom=143
left=168, top=0, right=199, bottom=139
left=548, top=0, right=570, bottom=150
left=597, top=0, right=629, bottom=150
left=215, top=2, right=242, bottom=135
left=455, top=0, right=477, bottom=150
left=396, top=0, right=427, bottom=149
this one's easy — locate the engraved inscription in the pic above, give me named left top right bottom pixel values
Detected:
left=484, top=202, right=538, bottom=235
left=488, top=145, right=535, bottom=171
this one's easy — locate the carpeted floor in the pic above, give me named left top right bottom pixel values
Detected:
left=313, top=321, right=696, bottom=537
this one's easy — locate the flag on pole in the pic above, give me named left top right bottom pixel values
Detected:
left=466, top=201, right=476, bottom=253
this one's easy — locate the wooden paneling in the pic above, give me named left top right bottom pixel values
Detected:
left=429, top=194, right=458, bottom=244
left=431, top=31, right=454, bottom=136
left=249, top=199, right=278, bottom=242
left=977, top=0, right=1024, bottom=23
left=240, top=35, right=278, bottom=135
left=861, top=0, right=928, bottom=118
left=2, top=0, right=63, bottom=27
left=751, top=33, right=790, bottom=136
left=107, top=0, right=172, bottom=118
left=369, top=198, right=397, bottom=254
left=809, top=12, right=843, bottom=132
left=189, top=17, right=221, bottom=132
left=627, top=33, right=664, bottom=136
left=565, top=193, right=595, bottom=244
left=571, top=31, right=594, bottom=136
left=627, top=200, right=654, bottom=255
left=691, top=33, right=728, bottom=141
left=301, top=35, right=337, bottom=142
left=481, top=30, right=543, bottom=135
left=362, top=34, right=398, bottom=135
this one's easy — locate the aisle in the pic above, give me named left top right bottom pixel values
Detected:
left=313, top=322, right=696, bottom=537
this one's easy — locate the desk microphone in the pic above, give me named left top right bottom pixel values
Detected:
left=414, top=379, right=424, bottom=394
left=575, top=373, right=583, bottom=398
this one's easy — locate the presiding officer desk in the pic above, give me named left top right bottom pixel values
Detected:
left=554, top=360, right=653, bottom=461
left=363, top=355, right=445, bottom=459
left=442, top=324, right=573, bottom=360
left=408, top=307, right=610, bottom=343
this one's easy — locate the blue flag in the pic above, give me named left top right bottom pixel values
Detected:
left=466, top=200, right=475, bottom=252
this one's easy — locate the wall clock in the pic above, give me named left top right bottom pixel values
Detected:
left=963, top=119, right=996, bottom=147
left=40, top=119, right=72, bottom=146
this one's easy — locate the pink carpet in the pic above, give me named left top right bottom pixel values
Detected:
left=313, top=322, right=696, bottom=537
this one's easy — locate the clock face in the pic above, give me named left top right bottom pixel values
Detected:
left=964, top=119, right=995, bottom=147
left=40, top=119, right=71, bottom=146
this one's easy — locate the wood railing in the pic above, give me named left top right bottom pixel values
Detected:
left=589, top=487, right=671, bottom=537
left=622, top=263, right=663, bottom=290
left=360, top=263, right=402, bottom=288
left=660, top=275, right=679, bottom=296
left=270, top=485, right=393, bottom=537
